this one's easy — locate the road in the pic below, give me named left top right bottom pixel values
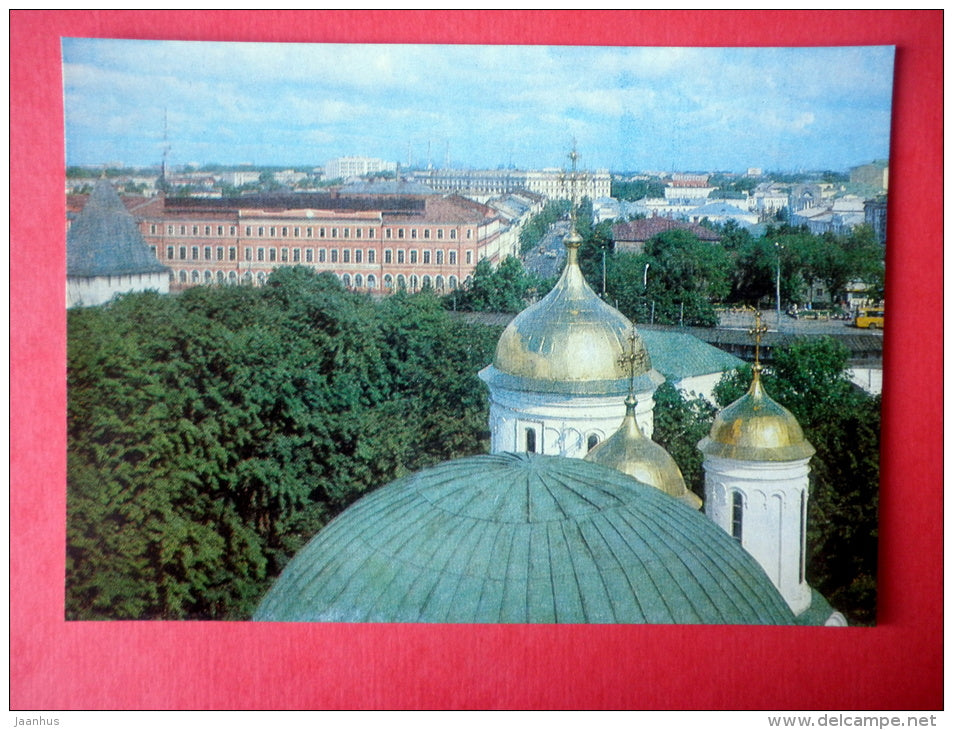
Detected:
left=522, top=220, right=569, bottom=279
left=717, top=309, right=883, bottom=337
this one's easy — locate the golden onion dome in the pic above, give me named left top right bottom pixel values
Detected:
left=586, top=396, right=702, bottom=509
left=698, top=366, right=815, bottom=462
left=493, top=229, right=650, bottom=382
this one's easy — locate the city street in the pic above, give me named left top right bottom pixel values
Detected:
left=522, top=220, right=569, bottom=279
left=717, top=308, right=883, bottom=336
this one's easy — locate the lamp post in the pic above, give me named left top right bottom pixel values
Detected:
left=774, top=241, right=784, bottom=329
left=602, top=246, right=607, bottom=297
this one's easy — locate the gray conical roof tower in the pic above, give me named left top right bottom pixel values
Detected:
left=67, top=179, right=167, bottom=278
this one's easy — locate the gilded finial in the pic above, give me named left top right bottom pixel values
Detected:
left=747, top=308, right=769, bottom=376
left=617, top=325, right=648, bottom=396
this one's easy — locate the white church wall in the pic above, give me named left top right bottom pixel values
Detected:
left=486, top=383, right=657, bottom=458
left=703, top=455, right=813, bottom=616
left=67, top=272, right=169, bottom=308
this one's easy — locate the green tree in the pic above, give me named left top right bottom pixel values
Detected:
left=67, top=271, right=501, bottom=620
left=611, top=179, right=665, bottom=201
left=651, top=382, right=716, bottom=501
left=450, top=256, right=549, bottom=313
left=518, top=200, right=570, bottom=254
left=637, top=229, right=731, bottom=326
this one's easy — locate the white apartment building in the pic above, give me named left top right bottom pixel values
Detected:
left=325, top=156, right=398, bottom=181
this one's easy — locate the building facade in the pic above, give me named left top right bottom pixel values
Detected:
left=411, top=167, right=611, bottom=202
left=125, top=193, right=516, bottom=293
left=325, top=156, right=398, bottom=181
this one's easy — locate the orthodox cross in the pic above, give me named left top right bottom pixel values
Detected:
left=748, top=309, right=769, bottom=371
left=617, top=325, right=648, bottom=396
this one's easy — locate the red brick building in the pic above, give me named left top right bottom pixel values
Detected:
left=68, top=192, right=516, bottom=294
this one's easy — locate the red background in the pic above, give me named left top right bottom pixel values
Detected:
left=10, top=10, right=943, bottom=710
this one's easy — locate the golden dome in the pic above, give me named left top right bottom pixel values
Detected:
left=698, top=366, right=815, bottom=462
left=493, top=230, right=650, bottom=382
left=586, top=396, right=702, bottom=509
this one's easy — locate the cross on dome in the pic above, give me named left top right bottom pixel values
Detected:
left=618, top=325, right=650, bottom=401
left=747, top=308, right=769, bottom=374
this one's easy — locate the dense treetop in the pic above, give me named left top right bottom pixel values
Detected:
left=67, top=268, right=500, bottom=619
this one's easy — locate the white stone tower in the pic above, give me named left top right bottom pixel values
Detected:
left=697, top=312, right=843, bottom=622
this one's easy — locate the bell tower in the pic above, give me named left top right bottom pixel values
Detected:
left=697, top=311, right=828, bottom=618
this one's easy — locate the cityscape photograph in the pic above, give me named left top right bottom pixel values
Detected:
left=63, top=39, right=893, bottom=628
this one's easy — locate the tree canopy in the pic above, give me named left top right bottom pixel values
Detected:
left=67, top=269, right=501, bottom=619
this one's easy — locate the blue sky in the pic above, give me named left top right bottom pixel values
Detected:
left=62, top=39, right=895, bottom=173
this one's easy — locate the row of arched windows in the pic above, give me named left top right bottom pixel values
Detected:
left=169, top=269, right=469, bottom=293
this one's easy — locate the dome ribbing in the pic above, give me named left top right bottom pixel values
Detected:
left=254, top=453, right=794, bottom=624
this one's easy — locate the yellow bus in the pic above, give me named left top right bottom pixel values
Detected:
left=854, top=308, right=884, bottom=329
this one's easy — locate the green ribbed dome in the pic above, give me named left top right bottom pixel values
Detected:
left=254, top=454, right=794, bottom=624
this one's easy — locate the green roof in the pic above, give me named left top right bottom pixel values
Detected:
left=641, top=330, right=745, bottom=381
left=254, top=453, right=795, bottom=624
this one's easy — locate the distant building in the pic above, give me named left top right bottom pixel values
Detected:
left=410, top=167, right=610, bottom=202
left=113, top=191, right=519, bottom=294
left=850, top=161, right=888, bottom=191
left=611, top=216, right=721, bottom=255
left=663, top=173, right=716, bottom=203
left=751, top=183, right=789, bottom=215
left=790, top=195, right=866, bottom=235
left=686, top=201, right=759, bottom=227
left=325, top=156, right=398, bottom=181
left=66, top=179, right=169, bottom=308
left=864, top=197, right=888, bottom=245
left=219, top=170, right=261, bottom=187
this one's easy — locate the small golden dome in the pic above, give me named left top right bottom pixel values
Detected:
left=493, top=230, right=650, bottom=382
left=586, top=396, right=702, bottom=509
left=698, top=367, right=815, bottom=462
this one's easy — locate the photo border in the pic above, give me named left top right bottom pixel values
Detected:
left=10, top=9, right=943, bottom=710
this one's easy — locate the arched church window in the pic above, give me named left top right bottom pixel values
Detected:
left=587, top=434, right=600, bottom=452
left=367, top=274, right=377, bottom=290
left=731, top=491, right=744, bottom=543
left=525, top=428, right=537, bottom=454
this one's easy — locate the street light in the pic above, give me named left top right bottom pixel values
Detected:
left=774, top=241, right=784, bottom=329
left=643, top=262, right=650, bottom=289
